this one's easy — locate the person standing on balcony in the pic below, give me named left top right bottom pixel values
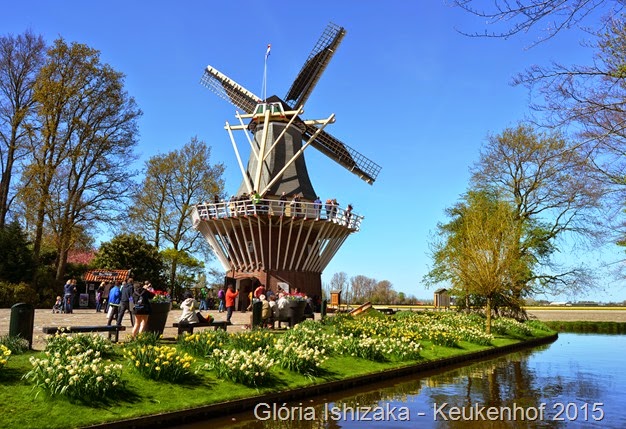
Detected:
left=313, top=196, right=322, bottom=219
left=278, top=192, right=287, bottom=216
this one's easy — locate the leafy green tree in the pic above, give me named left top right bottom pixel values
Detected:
left=0, top=31, right=45, bottom=228
left=0, top=220, right=34, bottom=283
left=471, top=124, right=602, bottom=296
left=425, top=191, right=523, bottom=333
left=92, top=233, right=165, bottom=289
left=127, top=137, right=224, bottom=288
left=160, top=248, right=204, bottom=299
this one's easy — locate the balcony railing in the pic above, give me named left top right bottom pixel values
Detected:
left=193, top=198, right=363, bottom=231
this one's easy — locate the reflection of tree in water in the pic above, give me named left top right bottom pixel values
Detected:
left=187, top=341, right=612, bottom=429
left=428, top=346, right=568, bottom=429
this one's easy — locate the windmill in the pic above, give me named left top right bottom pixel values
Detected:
left=191, top=22, right=381, bottom=303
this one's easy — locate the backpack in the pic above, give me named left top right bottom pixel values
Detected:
left=134, top=293, right=145, bottom=311
left=218, top=289, right=225, bottom=299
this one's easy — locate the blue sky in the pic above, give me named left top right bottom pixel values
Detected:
left=4, top=1, right=625, bottom=302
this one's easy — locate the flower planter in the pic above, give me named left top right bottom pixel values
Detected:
left=287, top=300, right=307, bottom=327
left=146, top=301, right=171, bottom=335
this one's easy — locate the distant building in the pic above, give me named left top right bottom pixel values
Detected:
left=434, top=288, right=450, bottom=309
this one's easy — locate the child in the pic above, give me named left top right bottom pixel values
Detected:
left=52, top=296, right=62, bottom=314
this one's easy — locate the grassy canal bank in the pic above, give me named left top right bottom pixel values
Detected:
left=0, top=311, right=557, bottom=429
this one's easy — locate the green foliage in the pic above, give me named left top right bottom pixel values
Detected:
left=0, top=221, right=34, bottom=283
left=44, top=331, right=116, bottom=358
left=0, top=344, right=11, bottom=371
left=209, top=348, right=274, bottom=387
left=125, top=331, right=162, bottom=347
left=0, top=281, right=39, bottom=307
left=92, top=233, right=166, bottom=287
left=228, top=329, right=275, bottom=352
left=23, top=349, right=124, bottom=401
left=0, top=334, right=29, bottom=354
left=124, top=344, right=195, bottom=382
left=177, top=329, right=229, bottom=358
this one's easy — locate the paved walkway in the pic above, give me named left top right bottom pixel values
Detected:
left=0, top=306, right=258, bottom=351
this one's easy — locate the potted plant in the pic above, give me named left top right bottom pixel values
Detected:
left=285, top=294, right=307, bottom=327
left=146, top=290, right=172, bottom=335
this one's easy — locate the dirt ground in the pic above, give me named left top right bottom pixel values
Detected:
left=0, top=306, right=257, bottom=351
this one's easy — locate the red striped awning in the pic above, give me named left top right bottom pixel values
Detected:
left=83, top=269, right=131, bottom=283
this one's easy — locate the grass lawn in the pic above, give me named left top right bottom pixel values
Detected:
left=0, top=313, right=556, bottom=429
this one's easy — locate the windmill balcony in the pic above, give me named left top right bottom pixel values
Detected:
left=192, top=198, right=362, bottom=231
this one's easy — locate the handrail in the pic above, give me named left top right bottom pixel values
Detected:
left=193, top=198, right=363, bottom=231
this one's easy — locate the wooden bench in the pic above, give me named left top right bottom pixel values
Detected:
left=173, top=321, right=230, bottom=336
left=42, top=325, right=127, bottom=342
left=379, top=308, right=397, bottom=315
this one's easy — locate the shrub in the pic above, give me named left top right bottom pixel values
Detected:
left=492, top=318, right=532, bottom=336
left=228, top=330, right=274, bottom=352
left=45, top=331, right=115, bottom=358
left=178, top=329, right=229, bottom=358
left=0, top=344, right=11, bottom=370
left=123, top=344, right=195, bottom=382
left=210, top=348, right=274, bottom=387
left=272, top=336, right=327, bottom=375
left=0, top=334, right=29, bottom=354
left=23, top=349, right=123, bottom=400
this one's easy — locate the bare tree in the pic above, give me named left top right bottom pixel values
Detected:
left=452, top=0, right=623, bottom=42
left=128, top=137, right=224, bottom=290
left=19, top=38, right=141, bottom=280
left=0, top=31, right=45, bottom=228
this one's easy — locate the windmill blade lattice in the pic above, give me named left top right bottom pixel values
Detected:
left=305, top=125, right=381, bottom=184
left=201, top=65, right=261, bottom=114
left=284, top=22, right=346, bottom=109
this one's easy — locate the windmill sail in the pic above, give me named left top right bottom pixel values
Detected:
left=201, top=66, right=260, bottom=114
left=284, top=22, right=346, bottom=109
left=304, top=125, right=381, bottom=184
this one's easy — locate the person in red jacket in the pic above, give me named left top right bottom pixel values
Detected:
left=225, top=284, right=239, bottom=324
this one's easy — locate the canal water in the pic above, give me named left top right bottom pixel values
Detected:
left=175, top=334, right=626, bottom=428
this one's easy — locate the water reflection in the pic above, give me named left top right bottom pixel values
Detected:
left=173, top=334, right=625, bottom=429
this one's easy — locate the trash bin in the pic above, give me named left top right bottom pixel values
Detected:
left=251, top=300, right=262, bottom=328
left=9, top=303, right=35, bottom=349
left=321, top=299, right=327, bottom=319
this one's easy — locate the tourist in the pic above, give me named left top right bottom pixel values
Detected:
left=52, top=296, right=62, bottom=314
left=179, top=290, right=200, bottom=324
left=268, top=294, right=277, bottom=327
left=63, top=279, right=76, bottom=314
left=95, top=283, right=104, bottom=313
left=217, top=286, right=226, bottom=313
left=260, top=295, right=271, bottom=326
left=225, top=284, right=239, bottom=324
left=331, top=199, right=339, bottom=220
left=276, top=293, right=290, bottom=328
left=131, top=282, right=154, bottom=338
left=278, top=191, right=287, bottom=216
left=102, top=281, right=111, bottom=313
left=325, top=198, right=332, bottom=219
left=116, top=279, right=135, bottom=327
left=313, top=196, right=322, bottom=219
left=345, top=204, right=353, bottom=227
left=106, top=282, right=121, bottom=326
left=199, top=286, right=208, bottom=311
left=254, top=283, right=266, bottom=299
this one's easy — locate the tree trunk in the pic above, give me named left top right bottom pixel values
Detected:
left=485, top=295, right=492, bottom=335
